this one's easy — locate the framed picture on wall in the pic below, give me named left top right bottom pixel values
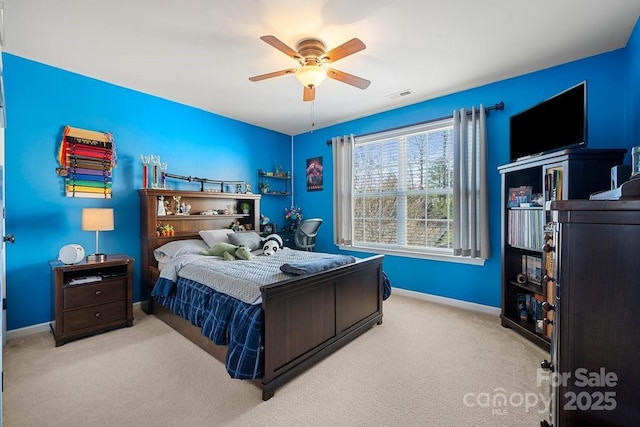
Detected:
left=306, top=156, right=323, bottom=191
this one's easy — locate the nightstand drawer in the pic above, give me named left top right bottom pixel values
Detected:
left=64, top=279, right=126, bottom=309
left=63, top=301, right=126, bottom=333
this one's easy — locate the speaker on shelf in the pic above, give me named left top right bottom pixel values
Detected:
left=58, top=244, right=85, bottom=264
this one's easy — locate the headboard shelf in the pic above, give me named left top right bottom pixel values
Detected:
left=156, top=214, right=251, bottom=220
left=138, top=189, right=261, bottom=313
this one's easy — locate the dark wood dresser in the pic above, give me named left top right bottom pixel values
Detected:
left=50, top=254, right=134, bottom=346
left=542, top=199, right=640, bottom=426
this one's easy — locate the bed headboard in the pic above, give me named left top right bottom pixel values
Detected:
left=138, top=188, right=261, bottom=313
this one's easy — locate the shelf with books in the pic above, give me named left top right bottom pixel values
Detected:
left=498, top=148, right=626, bottom=351
left=506, top=207, right=545, bottom=250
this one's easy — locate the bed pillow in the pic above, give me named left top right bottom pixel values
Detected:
left=153, top=239, right=208, bottom=263
left=199, top=229, right=235, bottom=248
left=228, top=231, right=264, bottom=251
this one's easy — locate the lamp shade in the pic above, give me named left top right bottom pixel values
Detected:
left=82, top=208, right=114, bottom=231
left=295, top=65, right=326, bottom=88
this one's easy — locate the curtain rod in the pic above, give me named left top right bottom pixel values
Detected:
left=326, top=101, right=504, bottom=145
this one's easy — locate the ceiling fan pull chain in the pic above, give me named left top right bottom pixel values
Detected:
left=310, top=101, right=315, bottom=132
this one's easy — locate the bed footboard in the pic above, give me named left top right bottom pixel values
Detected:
left=260, top=254, right=384, bottom=400
left=150, top=254, right=384, bottom=401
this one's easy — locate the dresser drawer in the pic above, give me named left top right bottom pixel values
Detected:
left=63, top=300, right=126, bottom=333
left=64, top=279, right=126, bottom=309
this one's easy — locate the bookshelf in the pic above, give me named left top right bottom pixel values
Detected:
left=498, top=148, right=625, bottom=350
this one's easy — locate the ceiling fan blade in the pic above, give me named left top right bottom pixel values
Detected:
left=260, top=35, right=302, bottom=61
left=303, top=86, right=315, bottom=102
left=249, top=68, right=297, bottom=82
left=321, top=38, right=366, bottom=63
left=326, top=68, right=371, bottom=89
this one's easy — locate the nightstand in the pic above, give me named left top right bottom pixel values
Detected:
left=278, top=231, right=296, bottom=249
left=260, top=230, right=296, bottom=249
left=49, top=254, right=134, bottom=346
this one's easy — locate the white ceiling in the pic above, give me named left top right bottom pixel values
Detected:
left=4, top=1, right=640, bottom=136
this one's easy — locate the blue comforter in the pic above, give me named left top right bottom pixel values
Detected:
left=153, top=276, right=264, bottom=379
left=151, top=257, right=392, bottom=380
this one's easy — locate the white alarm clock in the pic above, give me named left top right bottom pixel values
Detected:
left=58, top=244, right=85, bottom=264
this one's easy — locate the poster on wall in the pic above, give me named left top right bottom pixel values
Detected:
left=306, top=156, right=323, bottom=191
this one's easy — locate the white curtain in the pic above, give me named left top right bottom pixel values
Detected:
left=453, top=105, right=490, bottom=259
left=331, top=134, right=354, bottom=246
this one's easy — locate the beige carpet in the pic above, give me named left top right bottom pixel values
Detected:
left=3, top=294, right=550, bottom=426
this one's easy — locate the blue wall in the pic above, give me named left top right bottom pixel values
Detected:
left=3, top=54, right=292, bottom=330
left=3, top=16, right=639, bottom=330
left=292, top=28, right=638, bottom=308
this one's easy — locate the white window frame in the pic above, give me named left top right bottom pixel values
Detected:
left=335, top=119, right=484, bottom=266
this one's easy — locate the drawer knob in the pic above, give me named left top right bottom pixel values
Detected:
left=542, top=301, right=555, bottom=312
left=540, top=359, right=554, bottom=371
left=95, top=290, right=102, bottom=295
left=95, top=312, right=101, bottom=318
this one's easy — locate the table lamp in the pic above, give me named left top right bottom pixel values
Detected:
left=82, top=208, right=114, bottom=262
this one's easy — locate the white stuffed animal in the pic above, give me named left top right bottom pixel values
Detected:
left=262, top=233, right=284, bottom=256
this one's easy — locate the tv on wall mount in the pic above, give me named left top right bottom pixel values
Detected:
left=509, top=81, right=587, bottom=162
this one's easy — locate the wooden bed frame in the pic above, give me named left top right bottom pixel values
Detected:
left=139, top=189, right=384, bottom=400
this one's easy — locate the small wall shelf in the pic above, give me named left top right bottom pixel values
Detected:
left=258, top=169, right=291, bottom=196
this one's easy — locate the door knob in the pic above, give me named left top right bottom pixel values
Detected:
left=3, top=234, right=15, bottom=244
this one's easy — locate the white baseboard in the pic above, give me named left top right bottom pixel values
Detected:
left=6, top=321, right=50, bottom=341
left=391, top=288, right=501, bottom=316
left=5, top=301, right=142, bottom=341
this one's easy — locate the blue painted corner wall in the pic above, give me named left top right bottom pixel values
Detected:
left=3, top=54, right=292, bottom=330
left=3, top=16, right=639, bottom=330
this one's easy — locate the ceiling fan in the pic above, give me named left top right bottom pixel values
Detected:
left=249, top=35, right=371, bottom=102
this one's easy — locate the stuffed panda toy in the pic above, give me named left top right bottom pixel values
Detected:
left=262, top=233, right=284, bottom=256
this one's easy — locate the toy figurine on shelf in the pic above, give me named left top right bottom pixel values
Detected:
left=172, top=195, right=181, bottom=214
left=179, top=203, right=192, bottom=215
left=231, top=220, right=245, bottom=232
left=157, top=196, right=167, bottom=216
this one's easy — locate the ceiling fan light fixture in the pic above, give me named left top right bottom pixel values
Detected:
left=295, top=65, right=326, bottom=88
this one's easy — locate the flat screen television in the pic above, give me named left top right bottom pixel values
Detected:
left=509, top=81, right=587, bottom=162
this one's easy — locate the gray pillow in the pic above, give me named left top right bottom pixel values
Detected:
left=198, top=229, right=234, bottom=248
left=228, top=231, right=263, bottom=251
left=153, top=239, right=208, bottom=263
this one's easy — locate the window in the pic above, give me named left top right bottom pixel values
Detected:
left=332, top=107, right=489, bottom=263
left=352, top=119, right=454, bottom=254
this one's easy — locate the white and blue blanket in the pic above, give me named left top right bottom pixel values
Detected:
left=154, top=248, right=355, bottom=305
left=150, top=248, right=358, bottom=380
